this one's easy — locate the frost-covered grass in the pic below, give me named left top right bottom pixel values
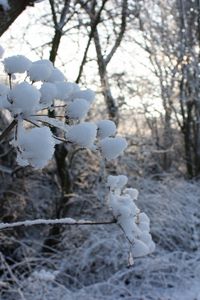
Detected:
left=1, top=175, right=200, bottom=300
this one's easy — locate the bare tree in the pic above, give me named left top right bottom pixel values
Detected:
left=137, top=0, right=200, bottom=176
left=78, top=0, right=129, bottom=124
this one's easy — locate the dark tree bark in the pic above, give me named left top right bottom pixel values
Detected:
left=79, top=0, right=128, bottom=125
left=43, top=0, right=72, bottom=251
left=48, top=0, right=72, bottom=204
left=0, top=0, right=37, bottom=37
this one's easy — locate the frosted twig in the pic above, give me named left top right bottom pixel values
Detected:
left=0, top=253, right=22, bottom=288
left=0, top=217, right=117, bottom=230
left=0, top=119, right=17, bottom=142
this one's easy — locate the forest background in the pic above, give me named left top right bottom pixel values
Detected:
left=0, top=1, right=200, bottom=299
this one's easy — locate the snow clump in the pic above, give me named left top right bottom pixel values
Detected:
left=47, top=67, right=65, bottom=82
left=32, top=269, right=58, bottom=281
left=123, top=188, right=139, bottom=200
left=0, top=52, right=128, bottom=171
left=97, top=119, right=116, bottom=139
left=99, top=136, right=127, bottom=160
left=0, top=45, right=4, bottom=58
left=66, top=122, right=97, bottom=148
left=107, top=175, right=155, bottom=258
left=55, top=82, right=79, bottom=101
left=107, top=174, right=128, bottom=191
left=66, top=98, right=90, bottom=120
left=71, top=88, right=95, bottom=104
left=0, top=83, right=10, bottom=108
left=14, top=126, right=55, bottom=169
left=3, top=55, right=32, bottom=74
left=28, top=60, right=53, bottom=82
left=9, top=82, right=40, bottom=115
left=39, top=82, right=57, bottom=106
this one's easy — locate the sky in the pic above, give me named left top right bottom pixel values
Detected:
left=0, top=0, right=162, bottom=114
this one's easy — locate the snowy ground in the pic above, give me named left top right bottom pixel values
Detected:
left=1, top=172, right=200, bottom=300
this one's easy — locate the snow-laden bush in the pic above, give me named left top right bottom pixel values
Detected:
left=0, top=49, right=154, bottom=262
left=107, top=175, right=155, bottom=261
left=1, top=51, right=128, bottom=169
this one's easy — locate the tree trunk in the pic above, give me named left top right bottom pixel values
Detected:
left=181, top=102, right=194, bottom=178
left=0, top=0, right=35, bottom=37
left=93, top=29, right=119, bottom=124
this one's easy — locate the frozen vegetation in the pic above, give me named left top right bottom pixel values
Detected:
left=0, top=0, right=199, bottom=298
left=0, top=46, right=200, bottom=300
left=0, top=165, right=200, bottom=300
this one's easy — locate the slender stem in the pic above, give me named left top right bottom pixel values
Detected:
left=8, top=74, right=12, bottom=89
left=37, top=105, right=67, bottom=112
left=30, top=114, right=49, bottom=117
left=0, top=119, right=17, bottom=143
left=31, top=114, right=65, bottom=118
left=25, top=119, right=40, bottom=128
left=51, top=115, right=65, bottom=118
left=53, top=135, right=71, bottom=143
left=0, top=217, right=117, bottom=230
left=52, top=105, right=67, bottom=108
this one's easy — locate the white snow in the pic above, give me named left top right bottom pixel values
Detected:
left=55, top=82, right=79, bottom=101
left=123, top=188, right=139, bottom=200
left=0, top=45, right=4, bottom=58
left=99, top=136, right=128, bottom=160
left=138, top=221, right=150, bottom=232
left=39, top=82, right=57, bottom=106
left=71, top=88, right=95, bottom=104
left=138, top=212, right=150, bottom=224
left=97, top=119, right=117, bottom=139
left=0, top=83, right=10, bottom=108
left=132, top=239, right=150, bottom=257
left=107, top=174, right=128, bottom=190
left=3, top=55, right=32, bottom=74
left=33, top=115, right=70, bottom=132
left=107, top=175, right=154, bottom=258
left=0, top=178, right=200, bottom=300
left=32, top=269, right=57, bottom=281
left=66, top=122, right=97, bottom=148
left=47, top=67, right=65, bottom=82
left=15, top=126, right=55, bottom=168
left=9, top=82, right=40, bottom=115
left=66, top=98, right=90, bottom=119
left=28, top=60, right=53, bottom=82
left=0, top=217, right=76, bottom=230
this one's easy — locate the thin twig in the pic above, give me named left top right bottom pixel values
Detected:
left=49, top=0, right=58, bottom=27
left=53, top=135, right=71, bottom=143
left=24, top=119, right=40, bottom=128
left=76, top=0, right=108, bottom=83
left=0, top=119, right=17, bottom=143
left=104, top=0, right=128, bottom=66
left=8, top=74, right=12, bottom=89
left=0, top=217, right=117, bottom=230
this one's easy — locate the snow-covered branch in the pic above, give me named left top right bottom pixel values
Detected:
left=0, top=52, right=127, bottom=168
left=0, top=217, right=116, bottom=230
left=0, top=47, right=154, bottom=260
